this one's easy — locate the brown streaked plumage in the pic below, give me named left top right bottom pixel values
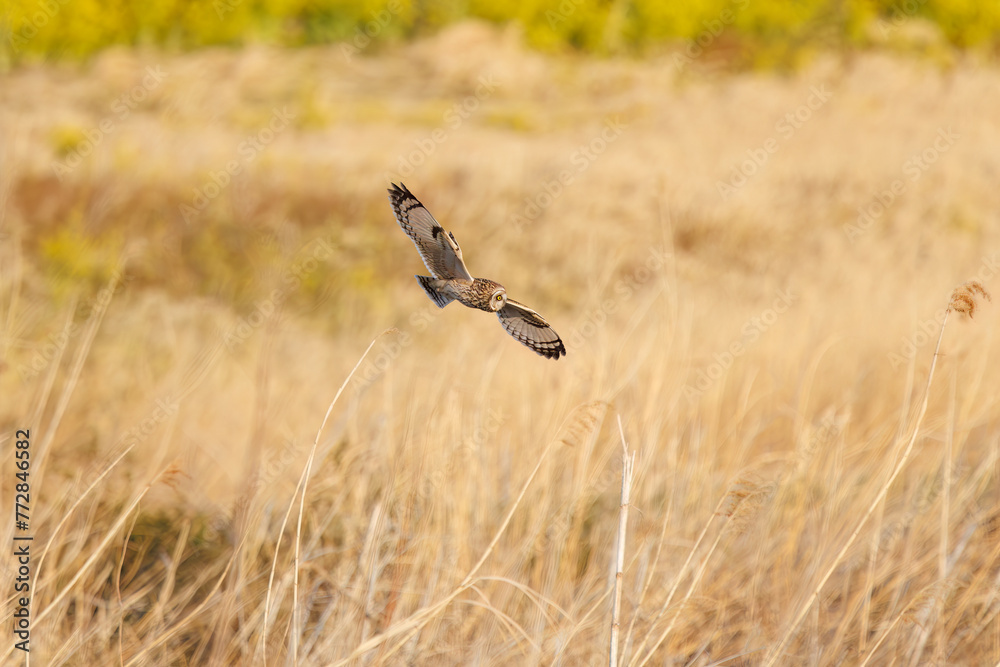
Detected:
left=388, top=183, right=566, bottom=360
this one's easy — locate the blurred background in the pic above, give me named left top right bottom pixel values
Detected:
left=2, top=2, right=1000, bottom=665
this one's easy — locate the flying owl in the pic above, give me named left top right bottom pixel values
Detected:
left=387, top=183, right=566, bottom=360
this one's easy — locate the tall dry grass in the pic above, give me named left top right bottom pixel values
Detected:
left=2, top=23, right=1000, bottom=665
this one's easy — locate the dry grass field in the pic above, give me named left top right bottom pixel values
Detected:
left=2, top=22, right=1000, bottom=665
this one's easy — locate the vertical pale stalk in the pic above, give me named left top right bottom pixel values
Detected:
left=940, top=373, right=955, bottom=582
left=610, top=416, right=636, bottom=667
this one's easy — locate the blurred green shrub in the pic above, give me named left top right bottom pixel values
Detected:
left=2, top=0, right=998, bottom=62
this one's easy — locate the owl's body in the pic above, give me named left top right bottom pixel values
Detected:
left=416, top=276, right=504, bottom=311
left=388, top=184, right=566, bottom=360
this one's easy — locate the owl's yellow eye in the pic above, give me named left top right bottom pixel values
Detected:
left=495, top=294, right=503, bottom=301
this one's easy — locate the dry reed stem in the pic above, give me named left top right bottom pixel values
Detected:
left=610, top=415, right=636, bottom=667
left=767, top=281, right=991, bottom=666
left=116, top=511, right=139, bottom=667
left=861, top=355, right=916, bottom=653
left=262, top=329, right=394, bottom=666
left=548, top=546, right=645, bottom=664
left=152, top=513, right=189, bottom=632
left=356, top=500, right=386, bottom=646
left=940, top=375, right=956, bottom=596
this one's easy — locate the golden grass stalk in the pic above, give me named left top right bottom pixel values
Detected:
left=940, top=373, right=956, bottom=589
left=860, top=357, right=916, bottom=652
left=765, top=280, right=992, bottom=666
left=610, top=415, right=636, bottom=667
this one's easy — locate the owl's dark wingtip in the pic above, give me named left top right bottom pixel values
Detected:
left=540, top=340, right=567, bottom=360
left=387, top=183, right=418, bottom=208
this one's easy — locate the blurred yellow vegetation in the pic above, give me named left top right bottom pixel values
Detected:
left=485, top=107, right=537, bottom=131
left=40, top=219, right=123, bottom=296
left=49, top=124, right=88, bottom=157
left=4, top=0, right=1000, bottom=64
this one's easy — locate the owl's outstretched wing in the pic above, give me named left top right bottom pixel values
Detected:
left=388, top=183, right=473, bottom=281
left=497, top=299, right=566, bottom=360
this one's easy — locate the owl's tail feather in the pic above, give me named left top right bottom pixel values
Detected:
left=415, top=275, right=454, bottom=308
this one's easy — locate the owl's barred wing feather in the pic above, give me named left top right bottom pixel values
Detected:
left=388, top=183, right=473, bottom=281
left=497, top=300, right=566, bottom=360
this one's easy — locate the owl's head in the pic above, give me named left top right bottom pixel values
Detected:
left=489, top=287, right=507, bottom=312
